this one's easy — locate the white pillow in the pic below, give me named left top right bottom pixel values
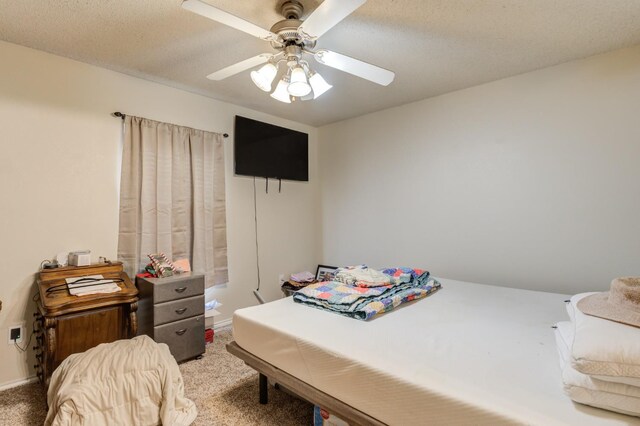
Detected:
left=569, top=293, right=640, bottom=382
left=555, top=321, right=640, bottom=417
left=566, top=297, right=640, bottom=387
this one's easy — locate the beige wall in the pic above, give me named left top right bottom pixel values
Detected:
left=3, top=37, right=640, bottom=388
left=319, top=45, right=640, bottom=295
left=0, top=40, right=319, bottom=388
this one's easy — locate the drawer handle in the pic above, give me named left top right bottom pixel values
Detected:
left=175, top=329, right=187, bottom=336
left=175, top=308, right=188, bottom=315
left=174, top=287, right=187, bottom=293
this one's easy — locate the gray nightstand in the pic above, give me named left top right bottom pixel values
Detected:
left=136, top=273, right=205, bottom=362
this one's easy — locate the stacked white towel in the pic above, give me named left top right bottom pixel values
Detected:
left=554, top=293, right=640, bottom=417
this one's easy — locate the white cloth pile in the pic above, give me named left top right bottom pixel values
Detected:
left=45, top=335, right=197, bottom=425
left=555, top=292, right=640, bottom=417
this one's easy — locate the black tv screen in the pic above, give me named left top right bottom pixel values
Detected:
left=234, top=116, right=308, bottom=181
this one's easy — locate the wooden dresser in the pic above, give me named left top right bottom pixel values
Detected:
left=136, top=273, right=205, bottom=362
left=34, top=262, right=138, bottom=384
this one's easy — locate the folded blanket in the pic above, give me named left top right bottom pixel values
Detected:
left=554, top=321, right=640, bottom=417
left=383, top=267, right=430, bottom=285
left=567, top=293, right=640, bottom=386
left=333, top=265, right=395, bottom=287
left=293, top=274, right=441, bottom=320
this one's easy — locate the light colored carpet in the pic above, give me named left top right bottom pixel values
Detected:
left=0, top=327, right=312, bottom=425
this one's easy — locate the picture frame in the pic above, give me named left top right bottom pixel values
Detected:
left=315, top=264, right=338, bottom=282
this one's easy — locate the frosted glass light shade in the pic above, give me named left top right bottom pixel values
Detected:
left=309, top=72, right=332, bottom=99
left=250, top=63, right=277, bottom=92
left=288, top=66, right=311, bottom=97
left=270, top=78, right=291, bottom=103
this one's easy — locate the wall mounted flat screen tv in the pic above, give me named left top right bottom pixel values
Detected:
left=234, top=116, right=308, bottom=181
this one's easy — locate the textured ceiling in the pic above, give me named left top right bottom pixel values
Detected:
left=1, top=0, right=640, bottom=126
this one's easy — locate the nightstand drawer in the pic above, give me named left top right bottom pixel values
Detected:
left=154, top=315, right=205, bottom=362
left=154, top=295, right=204, bottom=326
left=153, top=275, right=204, bottom=303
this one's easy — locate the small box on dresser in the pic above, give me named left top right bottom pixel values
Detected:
left=136, top=273, right=205, bottom=362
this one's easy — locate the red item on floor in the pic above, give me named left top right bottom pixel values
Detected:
left=205, top=328, right=214, bottom=344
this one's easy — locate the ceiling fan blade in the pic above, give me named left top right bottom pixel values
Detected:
left=298, top=0, right=366, bottom=39
left=206, top=54, right=272, bottom=80
left=314, top=49, right=395, bottom=86
left=182, top=0, right=276, bottom=41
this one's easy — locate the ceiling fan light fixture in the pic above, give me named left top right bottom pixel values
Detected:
left=308, top=71, right=332, bottom=99
left=186, top=0, right=396, bottom=104
left=287, top=66, right=312, bottom=97
left=271, top=77, right=292, bottom=103
left=250, top=62, right=278, bottom=92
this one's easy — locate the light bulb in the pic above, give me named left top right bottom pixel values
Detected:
left=250, top=63, right=277, bottom=92
left=308, top=72, right=332, bottom=99
left=270, top=77, right=291, bottom=103
left=288, top=66, right=311, bottom=97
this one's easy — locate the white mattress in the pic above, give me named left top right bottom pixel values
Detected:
left=233, top=278, right=640, bottom=425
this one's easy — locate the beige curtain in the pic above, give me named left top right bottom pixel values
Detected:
left=118, top=116, right=228, bottom=287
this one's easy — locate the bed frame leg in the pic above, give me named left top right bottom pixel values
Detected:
left=259, top=373, right=268, bottom=404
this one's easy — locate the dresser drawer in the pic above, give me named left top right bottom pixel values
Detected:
left=154, top=315, right=205, bottom=362
left=154, top=295, right=204, bottom=326
left=153, top=275, right=204, bottom=303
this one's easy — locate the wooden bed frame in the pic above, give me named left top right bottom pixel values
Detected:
left=226, top=341, right=386, bottom=426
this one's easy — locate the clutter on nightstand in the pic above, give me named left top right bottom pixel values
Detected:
left=173, top=258, right=192, bottom=273
left=281, top=270, right=318, bottom=297
left=68, top=250, right=91, bottom=266
left=148, top=253, right=177, bottom=277
left=290, top=271, right=315, bottom=283
left=139, top=255, right=192, bottom=278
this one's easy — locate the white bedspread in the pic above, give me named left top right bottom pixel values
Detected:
left=233, top=278, right=640, bottom=425
left=45, top=335, right=197, bottom=426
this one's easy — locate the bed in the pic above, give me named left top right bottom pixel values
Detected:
left=229, top=278, right=640, bottom=425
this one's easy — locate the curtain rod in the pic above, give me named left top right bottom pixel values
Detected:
left=112, top=112, right=229, bottom=138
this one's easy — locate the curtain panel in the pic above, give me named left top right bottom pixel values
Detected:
left=118, top=116, right=228, bottom=287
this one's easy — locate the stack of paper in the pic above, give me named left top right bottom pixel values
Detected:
left=66, top=275, right=122, bottom=296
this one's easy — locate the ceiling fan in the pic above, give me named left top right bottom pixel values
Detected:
left=181, top=0, right=395, bottom=103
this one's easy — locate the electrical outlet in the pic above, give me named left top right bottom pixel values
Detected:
left=8, top=325, right=24, bottom=345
